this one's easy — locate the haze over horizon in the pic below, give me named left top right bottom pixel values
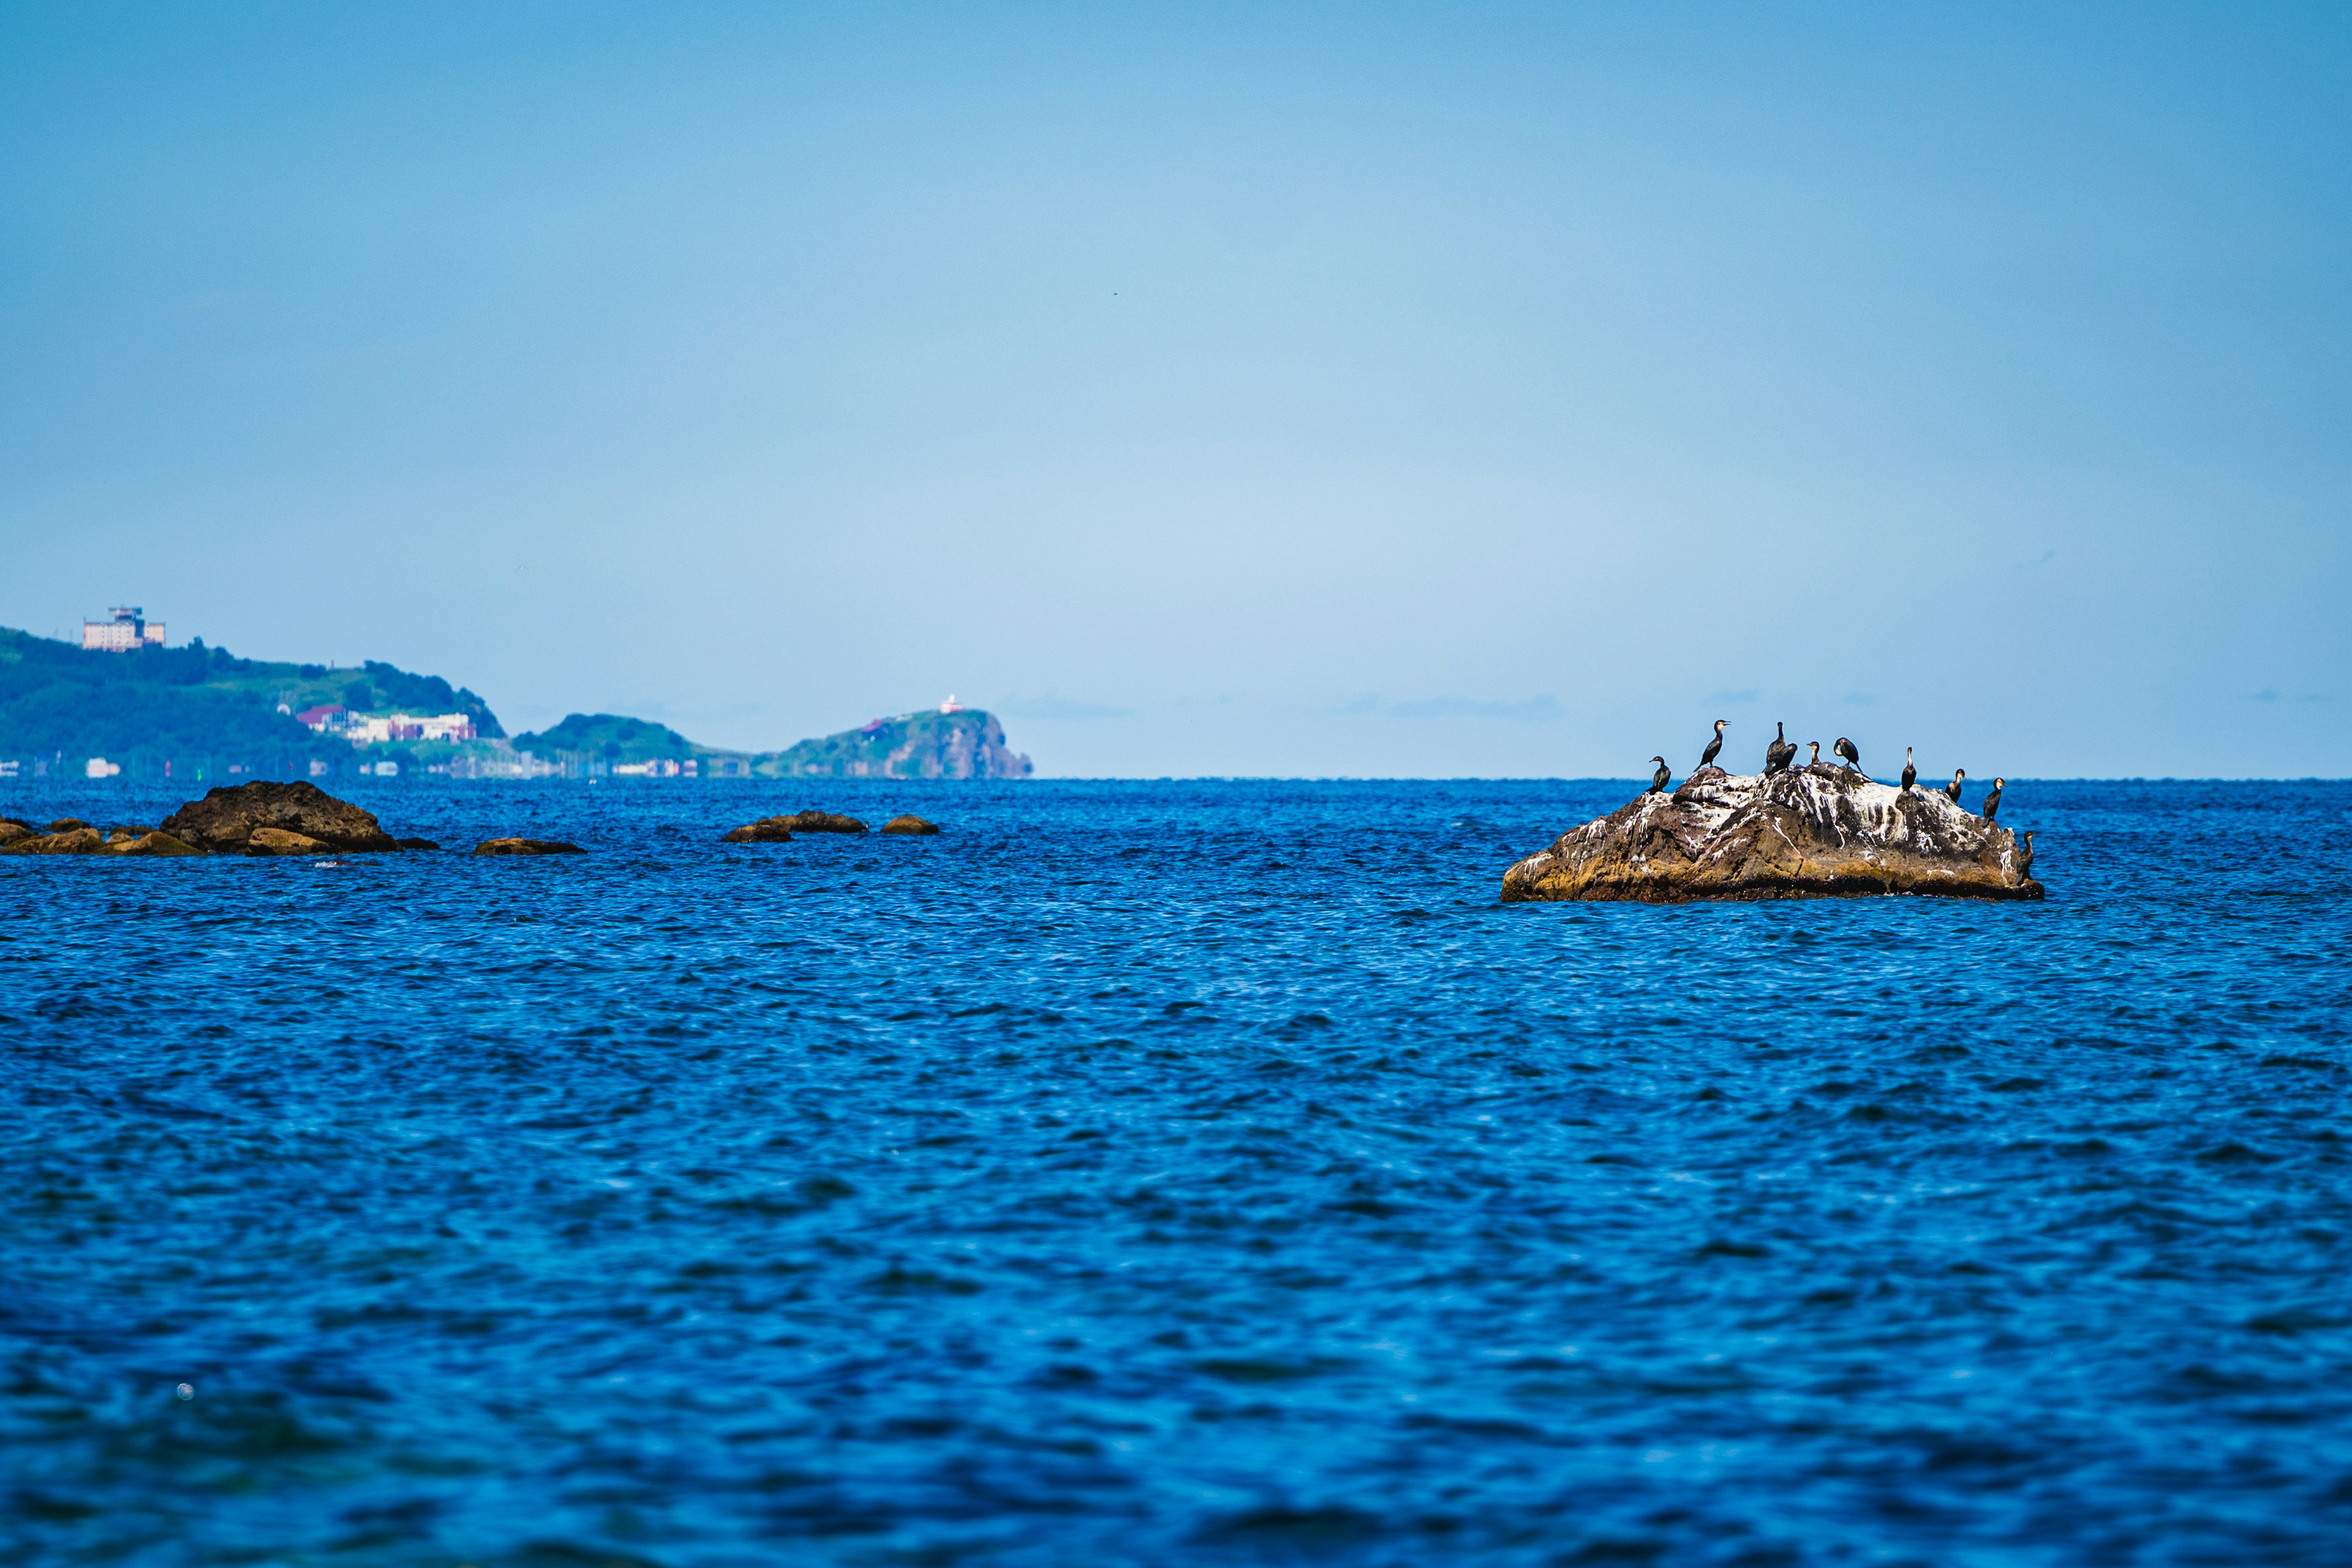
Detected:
left=4, top=4, right=2345, bottom=778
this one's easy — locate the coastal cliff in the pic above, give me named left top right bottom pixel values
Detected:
left=1502, top=766, right=2041, bottom=903
left=758, top=709, right=1031, bottom=780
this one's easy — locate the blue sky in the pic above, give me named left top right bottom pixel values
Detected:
left=2, top=4, right=2345, bottom=775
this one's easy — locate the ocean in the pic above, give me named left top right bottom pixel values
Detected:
left=4, top=778, right=2348, bottom=1566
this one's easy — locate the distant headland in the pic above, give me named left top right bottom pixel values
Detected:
left=0, top=622, right=1032, bottom=783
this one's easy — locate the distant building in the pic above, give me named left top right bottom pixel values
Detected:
left=940, top=695, right=967, bottom=713
left=85, top=757, right=123, bottom=778
left=83, top=607, right=166, bottom=652
left=296, top=705, right=344, bottom=730
left=340, top=712, right=477, bottom=744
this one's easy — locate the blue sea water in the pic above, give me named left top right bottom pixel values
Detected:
left=3, top=777, right=2350, bottom=1567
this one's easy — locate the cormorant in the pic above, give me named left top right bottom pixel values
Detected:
left=1900, top=747, right=1916, bottom=792
left=1698, top=719, right=1726, bottom=771
left=1763, top=722, right=1795, bottom=776
left=1943, top=767, right=1966, bottom=804
left=1647, top=756, right=1670, bottom=794
left=1981, top=778, right=2004, bottom=821
left=2017, top=830, right=2037, bottom=876
left=1807, top=741, right=1821, bottom=768
left=1834, top=736, right=1860, bottom=774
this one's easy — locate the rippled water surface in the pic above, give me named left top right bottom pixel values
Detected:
left=5, top=778, right=2350, bottom=1567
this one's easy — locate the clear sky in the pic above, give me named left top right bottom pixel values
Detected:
left=2, top=4, right=2345, bottom=777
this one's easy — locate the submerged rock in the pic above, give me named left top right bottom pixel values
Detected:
left=1501, top=766, right=2043, bottom=903
left=880, top=815, right=940, bottom=835
left=473, top=837, right=585, bottom=856
left=160, top=782, right=405, bottom=855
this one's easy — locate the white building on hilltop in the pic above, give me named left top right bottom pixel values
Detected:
left=83, top=607, right=166, bottom=651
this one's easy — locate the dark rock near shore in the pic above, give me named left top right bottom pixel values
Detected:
left=1501, top=766, right=2043, bottom=903
left=47, top=818, right=89, bottom=833
left=0, top=820, right=34, bottom=846
left=160, top=782, right=405, bottom=855
left=473, top=838, right=585, bottom=856
left=880, top=815, right=941, bottom=835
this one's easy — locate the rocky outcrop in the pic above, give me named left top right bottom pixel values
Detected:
left=0, top=820, right=34, bottom=846
left=880, top=815, right=940, bottom=835
left=473, top=837, right=584, bottom=856
left=1501, top=766, right=2043, bottom=903
left=159, top=782, right=405, bottom=854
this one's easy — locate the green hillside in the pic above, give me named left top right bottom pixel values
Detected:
left=0, top=623, right=1034, bottom=781
left=508, top=706, right=1031, bottom=778
left=0, top=627, right=502, bottom=779
left=513, top=712, right=696, bottom=764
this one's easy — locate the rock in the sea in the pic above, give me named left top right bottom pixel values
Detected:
left=722, top=809, right=866, bottom=840
left=1501, top=766, right=2043, bottom=903
left=47, top=818, right=89, bottom=833
left=780, top=810, right=867, bottom=835
left=160, top=782, right=405, bottom=854
left=106, top=831, right=202, bottom=857
left=3, top=827, right=109, bottom=855
left=473, top=837, right=585, bottom=856
left=0, top=820, right=34, bottom=845
left=249, top=827, right=333, bottom=855
left=880, top=814, right=941, bottom=835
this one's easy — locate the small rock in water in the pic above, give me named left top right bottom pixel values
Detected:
left=779, top=810, right=867, bottom=835
left=880, top=815, right=941, bottom=835
left=47, top=818, right=89, bottom=833
left=472, top=837, right=586, bottom=856
left=722, top=810, right=869, bottom=840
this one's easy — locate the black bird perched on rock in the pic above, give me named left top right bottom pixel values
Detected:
left=2017, top=830, right=2037, bottom=876
left=1900, top=747, right=1917, bottom=792
left=1943, top=767, right=1966, bottom=804
left=1807, top=741, right=1821, bottom=768
left=1834, top=736, right=1861, bottom=774
left=1699, top=719, right=1726, bottom=771
left=1981, top=778, right=2004, bottom=820
left=1647, top=756, right=1670, bottom=794
left=1763, top=722, right=1796, bottom=776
